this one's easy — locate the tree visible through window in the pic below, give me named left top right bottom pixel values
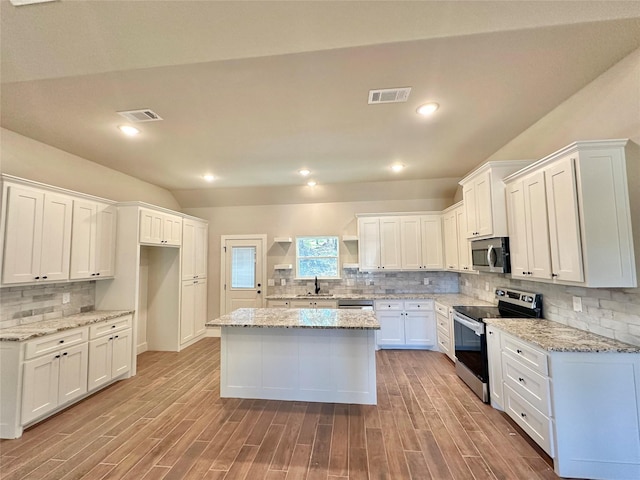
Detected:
left=296, top=236, right=339, bottom=279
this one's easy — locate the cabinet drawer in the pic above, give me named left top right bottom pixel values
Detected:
left=90, top=315, right=132, bottom=339
left=502, top=351, right=551, bottom=416
left=25, top=328, right=88, bottom=360
left=503, top=384, right=553, bottom=456
left=501, top=333, right=548, bottom=375
left=436, top=314, right=450, bottom=336
left=404, top=300, right=433, bottom=311
left=437, top=330, right=450, bottom=355
left=434, top=302, right=449, bottom=316
left=375, top=300, right=403, bottom=311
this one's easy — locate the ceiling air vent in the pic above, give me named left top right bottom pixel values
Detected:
left=117, top=109, right=163, bottom=123
left=368, top=87, right=411, bottom=105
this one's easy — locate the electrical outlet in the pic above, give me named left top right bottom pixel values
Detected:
left=280, top=279, right=286, bottom=286
left=267, top=279, right=275, bottom=287
left=423, top=278, right=430, bottom=285
left=62, top=292, right=70, bottom=304
left=573, top=296, right=583, bottom=312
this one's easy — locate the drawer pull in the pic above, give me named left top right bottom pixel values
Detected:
left=62, top=352, right=68, bottom=356
left=111, top=325, right=116, bottom=329
left=521, top=412, right=527, bottom=418
left=518, top=377, right=525, bottom=383
left=488, top=331, right=493, bottom=335
left=516, top=349, right=523, bottom=354
left=59, top=340, right=65, bottom=344
left=55, top=354, right=60, bottom=359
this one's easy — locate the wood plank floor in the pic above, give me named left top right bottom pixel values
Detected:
left=0, top=338, right=561, bottom=480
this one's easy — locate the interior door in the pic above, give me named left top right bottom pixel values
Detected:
left=221, top=235, right=266, bottom=314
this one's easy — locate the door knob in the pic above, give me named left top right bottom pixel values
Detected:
left=257, top=290, right=261, bottom=294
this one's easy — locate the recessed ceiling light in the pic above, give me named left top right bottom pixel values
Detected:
left=299, top=169, right=311, bottom=176
left=118, top=125, right=140, bottom=136
left=203, top=174, right=215, bottom=182
left=307, top=180, right=317, bottom=187
left=416, top=102, right=439, bottom=116
left=391, top=163, right=405, bottom=172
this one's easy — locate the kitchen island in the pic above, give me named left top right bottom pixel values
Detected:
left=206, top=308, right=380, bottom=404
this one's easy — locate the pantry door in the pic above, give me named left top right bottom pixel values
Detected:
left=220, top=235, right=267, bottom=314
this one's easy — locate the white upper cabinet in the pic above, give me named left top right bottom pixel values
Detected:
left=357, top=216, right=401, bottom=270
left=358, top=214, right=442, bottom=271
left=442, top=202, right=472, bottom=273
left=504, top=139, right=636, bottom=288
left=460, top=160, right=533, bottom=240
left=182, top=218, right=208, bottom=280
left=2, top=183, right=72, bottom=284
left=139, top=208, right=182, bottom=246
left=506, top=172, right=552, bottom=280
left=400, top=215, right=443, bottom=270
left=70, top=200, right=116, bottom=280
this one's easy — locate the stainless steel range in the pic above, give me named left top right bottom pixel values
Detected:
left=453, top=288, right=542, bottom=403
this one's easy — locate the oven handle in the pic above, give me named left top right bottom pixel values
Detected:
left=453, top=313, right=484, bottom=336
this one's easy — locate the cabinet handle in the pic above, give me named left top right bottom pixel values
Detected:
left=551, top=273, right=558, bottom=278
left=488, top=331, right=493, bottom=335
left=114, top=335, right=119, bottom=339
left=35, top=276, right=40, bottom=280
left=109, top=337, right=113, bottom=341
left=59, top=340, right=65, bottom=344
left=96, top=273, right=100, bottom=276
left=516, top=349, right=523, bottom=354
left=62, top=352, right=68, bottom=356
left=55, top=354, right=60, bottom=359
left=518, top=377, right=525, bottom=383
left=42, top=276, right=48, bottom=279
left=111, top=325, right=116, bottom=329
left=91, top=273, right=96, bottom=276
left=521, top=412, right=527, bottom=418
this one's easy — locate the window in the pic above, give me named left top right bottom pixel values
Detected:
left=231, top=246, right=256, bottom=288
left=296, top=236, right=339, bottom=279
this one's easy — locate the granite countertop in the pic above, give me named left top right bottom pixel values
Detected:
left=207, top=308, right=380, bottom=330
left=485, top=318, right=640, bottom=353
left=266, top=293, right=494, bottom=306
left=0, top=310, right=134, bottom=342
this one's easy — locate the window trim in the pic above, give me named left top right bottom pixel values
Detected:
left=295, top=235, right=341, bottom=280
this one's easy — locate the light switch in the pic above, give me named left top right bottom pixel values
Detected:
left=267, top=279, right=275, bottom=287
left=280, top=279, right=286, bottom=286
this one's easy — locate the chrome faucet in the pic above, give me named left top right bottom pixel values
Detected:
left=314, top=276, right=321, bottom=294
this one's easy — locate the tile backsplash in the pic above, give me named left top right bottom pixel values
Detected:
left=270, top=269, right=460, bottom=296
left=459, top=273, right=640, bottom=347
left=0, top=281, right=96, bottom=329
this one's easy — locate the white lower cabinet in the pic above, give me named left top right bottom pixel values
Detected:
left=88, top=329, right=132, bottom=391
left=435, top=302, right=454, bottom=361
left=488, top=325, right=640, bottom=479
left=289, top=300, right=337, bottom=309
left=1, top=314, right=133, bottom=439
left=375, top=300, right=435, bottom=349
left=485, top=325, right=503, bottom=409
left=267, top=300, right=291, bottom=308
left=180, top=279, right=208, bottom=346
left=22, top=342, right=88, bottom=425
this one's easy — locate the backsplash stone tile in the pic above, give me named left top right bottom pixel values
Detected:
left=459, top=273, right=640, bottom=347
left=270, top=270, right=460, bottom=296
left=0, top=281, right=96, bottom=329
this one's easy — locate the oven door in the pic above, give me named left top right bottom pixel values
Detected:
left=453, top=311, right=489, bottom=402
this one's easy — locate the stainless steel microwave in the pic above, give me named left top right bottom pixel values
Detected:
left=471, top=237, right=510, bottom=273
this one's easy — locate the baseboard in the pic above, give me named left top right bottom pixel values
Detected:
left=137, top=342, right=148, bottom=355
left=206, top=326, right=221, bottom=338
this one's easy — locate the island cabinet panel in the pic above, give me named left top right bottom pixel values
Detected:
left=220, top=327, right=377, bottom=405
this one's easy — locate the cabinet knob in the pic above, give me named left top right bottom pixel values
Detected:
left=42, top=276, right=48, bottom=279
left=96, top=273, right=100, bottom=276
left=91, top=273, right=96, bottom=276
left=55, top=354, right=60, bottom=359
left=518, top=377, right=525, bottom=383
left=521, top=412, right=527, bottom=418
left=35, top=276, right=40, bottom=280
left=59, top=340, right=65, bottom=343
left=488, top=331, right=493, bottom=335
left=62, top=352, right=68, bottom=356
left=111, top=325, right=116, bottom=329
left=551, top=273, right=558, bottom=278
left=516, top=349, right=523, bottom=354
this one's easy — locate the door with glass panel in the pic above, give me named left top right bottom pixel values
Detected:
left=221, top=235, right=266, bottom=314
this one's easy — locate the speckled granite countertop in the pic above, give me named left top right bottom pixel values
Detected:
left=207, top=308, right=380, bottom=330
left=0, top=310, right=134, bottom=342
left=485, top=318, right=640, bottom=353
left=266, top=293, right=493, bottom=306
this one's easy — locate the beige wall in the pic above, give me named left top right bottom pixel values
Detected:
left=488, top=47, right=640, bottom=161
left=1, top=128, right=180, bottom=210
left=184, top=198, right=452, bottom=319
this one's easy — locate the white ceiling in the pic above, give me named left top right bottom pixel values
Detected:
left=2, top=0, right=640, bottom=194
